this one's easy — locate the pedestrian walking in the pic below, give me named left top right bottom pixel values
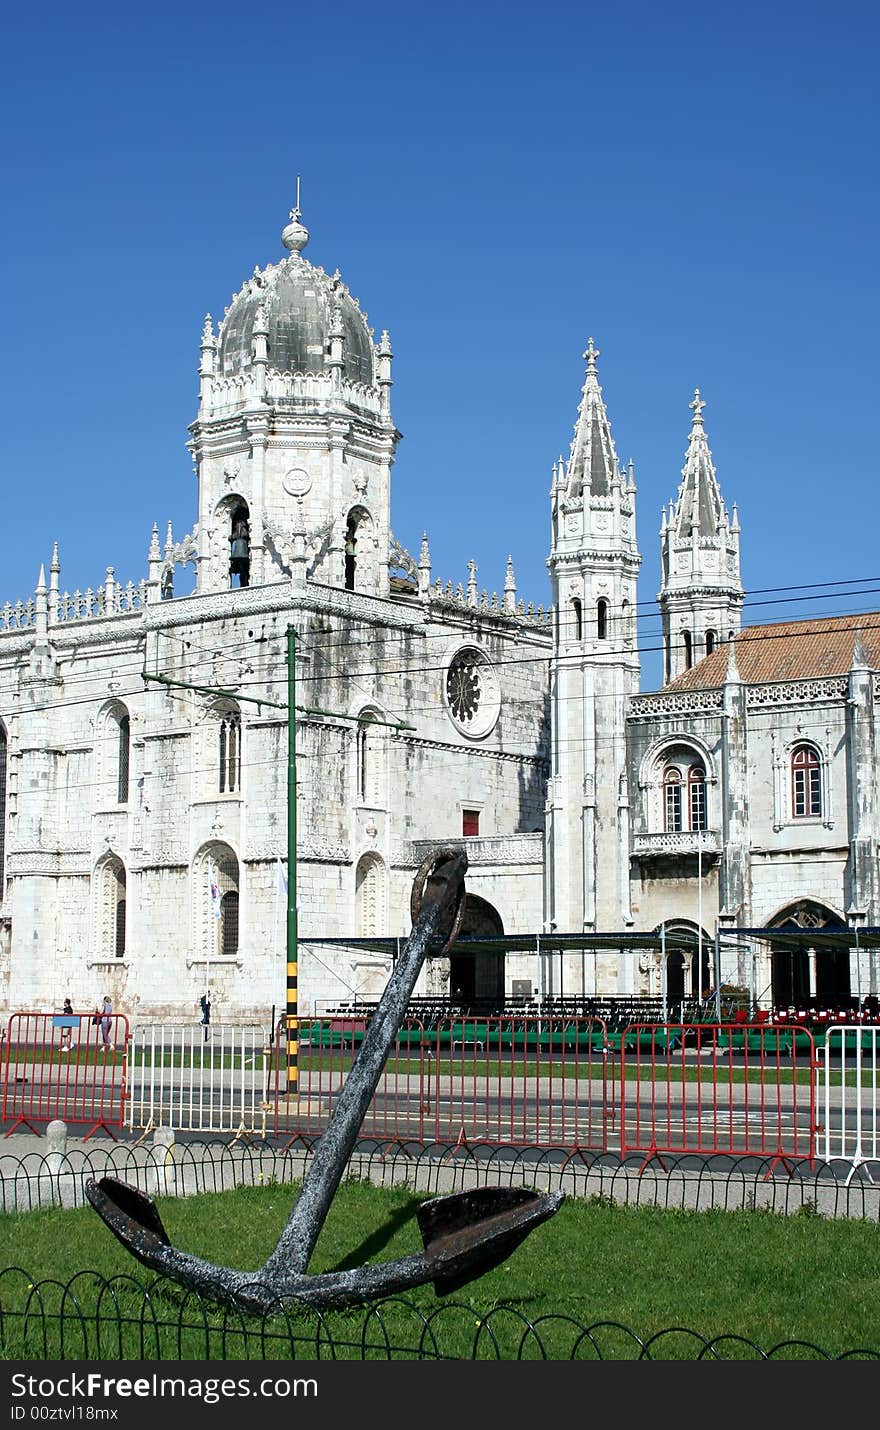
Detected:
left=59, top=998, right=74, bottom=1052
left=100, top=995, right=113, bottom=1051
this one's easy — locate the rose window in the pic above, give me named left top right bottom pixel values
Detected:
left=444, top=647, right=500, bottom=738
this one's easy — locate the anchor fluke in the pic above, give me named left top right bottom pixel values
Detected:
left=86, top=1176, right=171, bottom=1264
left=418, top=1186, right=564, bottom=1295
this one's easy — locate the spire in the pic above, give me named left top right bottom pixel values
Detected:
left=503, top=555, right=517, bottom=613
left=418, top=532, right=431, bottom=600
left=35, top=565, right=48, bottom=641
left=466, top=559, right=478, bottom=608
left=564, top=338, right=625, bottom=498
left=48, top=542, right=60, bottom=626
left=281, top=178, right=309, bottom=255
left=672, top=389, right=726, bottom=540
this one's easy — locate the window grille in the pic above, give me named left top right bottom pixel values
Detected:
left=117, top=715, right=130, bottom=804
left=114, top=896, right=126, bottom=958
left=220, top=890, right=239, bottom=956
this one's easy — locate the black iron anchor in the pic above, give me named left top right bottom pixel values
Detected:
left=86, top=848, right=563, bottom=1313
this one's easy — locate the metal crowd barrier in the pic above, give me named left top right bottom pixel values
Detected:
left=271, top=1015, right=611, bottom=1152
left=127, top=1023, right=269, bottom=1136
left=619, top=1022, right=817, bottom=1173
left=1, top=1011, right=129, bottom=1138
left=817, top=1025, right=880, bottom=1181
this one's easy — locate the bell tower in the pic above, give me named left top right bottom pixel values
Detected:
left=547, top=341, right=641, bottom=961
left=658, top=390, right=743, bottom=683
left=187, top=198, right=399, bottom=597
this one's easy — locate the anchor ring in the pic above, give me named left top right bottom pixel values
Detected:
left=410, top=846, right=467, bottom=954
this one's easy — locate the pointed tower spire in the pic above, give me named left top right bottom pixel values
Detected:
left=564, top=338, right=625, bottom=498
left=658, top=389, right=744, bottom=684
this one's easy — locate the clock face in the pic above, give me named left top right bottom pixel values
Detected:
left=283, top=468, right=312, bottom=498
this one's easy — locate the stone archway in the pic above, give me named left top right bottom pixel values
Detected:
left=449, top=894, right=504, bottom=1005
left=769, top=901, right=849, bottom=1005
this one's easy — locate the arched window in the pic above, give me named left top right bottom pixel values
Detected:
left=345, top=512, right=358, bottom=590
left=95, top=854, right=126, bottom=961
left=219, top=711, right=241, bottom=794
left=792, top=744, right=822, bottom=818
left=220, top=890, right=239, bottom=956
left=229, top=502, right=250, bottom=588
left=683, top=630, right=693, bottom=669
left=356, top=710, right=386, bottom=806
left=356, top=853, right=386, bottom=935
left=197, top=844, right=240, bottom=961
left=344, top=507, right=376, bottom=594
left=689, top=763, right=707, bottom=831
left=117, top=714, right=130, bottom=804
left=597, top=599, right=608, bottom=641
left=571, top=597, right=582, bottom=643
left=664, top=766, right=683, bottom=832
left=705, top=630, right=716, bottom=656
left=0, top=724, right=7, bottom=897
left=114, top=873, right=127, bottom=959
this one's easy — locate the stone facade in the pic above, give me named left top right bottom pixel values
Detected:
left=0, top=199, right=876, bottom=1020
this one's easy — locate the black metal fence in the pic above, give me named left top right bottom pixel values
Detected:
left=1, top=1267, right=877, bottom=1361
left=3, top=1139, right=880, bottom=1218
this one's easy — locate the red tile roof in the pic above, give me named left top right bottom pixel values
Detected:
left=664, top=613, right=880, bottom=691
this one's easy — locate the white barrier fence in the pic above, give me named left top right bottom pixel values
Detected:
left=127, top=1024, right=271, bottom=1135
left=816, top=1026, right=880, bottom=1180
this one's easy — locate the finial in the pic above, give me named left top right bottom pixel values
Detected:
left=851, top=630, right=870, bottom=669
left=201, top=314, right=214, bottom=346
left=466, top=559, right=478, bottom=607
left=690, top=388, right=706, bottom=426
left=419, top=532, right=431, bottom=567
left=583, top=337, right=600, bottom=374
left=378, top=329, right=393, bottom=356
left=50, top=541, right=60, bottom=572
left=282, top=177, right=309, bottom=254
left=253, top=301, right=268, bottom=334
left=149, top=523, right=161, bottom=560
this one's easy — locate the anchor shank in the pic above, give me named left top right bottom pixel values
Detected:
left=264, top=848, right=467, bottom=1278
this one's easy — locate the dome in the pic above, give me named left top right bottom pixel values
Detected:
left=217, top=216, right=375, bottom=386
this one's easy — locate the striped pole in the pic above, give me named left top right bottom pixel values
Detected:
left=286, top=624, right=298, bottom=1096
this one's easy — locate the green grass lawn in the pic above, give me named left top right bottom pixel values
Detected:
left=2, top=1179, right=878, bottom=1360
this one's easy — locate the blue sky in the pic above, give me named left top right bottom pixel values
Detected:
left=2, top=0, right=877, bottom=689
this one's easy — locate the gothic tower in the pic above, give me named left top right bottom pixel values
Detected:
left=658, top=391, right=743, bottom=684
left=186, top=199, right=398, bottom=597
left=547, top=341, right=641, bottom=966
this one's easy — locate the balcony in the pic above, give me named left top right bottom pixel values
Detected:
left=632, top=829, right=721, bottom=859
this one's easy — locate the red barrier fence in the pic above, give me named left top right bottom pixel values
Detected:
left=1, top=1012, right=130, bottom=1138
left=619, top=1023, right=817, bottom=1172
left=272, top=1015, right=611, bottom=1152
